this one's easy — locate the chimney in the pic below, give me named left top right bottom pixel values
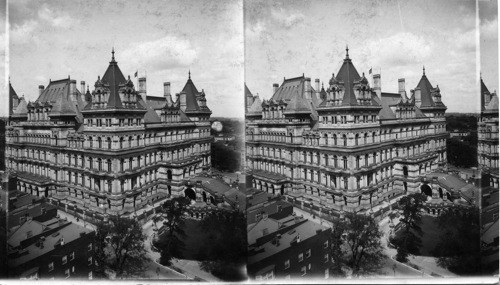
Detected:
left=138, top=77, right=147, bottom=96
left=414, top=88, right=422, bottom=107
left=69, top=80, right=78, bottom=102
left=80, top=81, right=85, bottom=94
left=164, top=82, right=173, bottom=105
left=398, top=78, right=405, bottom=93
left=373, top=74, right=381, bottom=96
left=179, top=91, right=187, bottom=111
left=304, top=77, right=312, bottom=99
left=38, top=85, right=44, bottom=97
left=315, top=78, right=320, bottom=92
left=398, top=78, right=406, bottom=100
left=273, top=83, right=279, bottom=95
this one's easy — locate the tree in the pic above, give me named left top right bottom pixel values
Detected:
left=393, top=193, right=426, bottom=262
left=154, top=196, right=190, bottom=266
left=93, top=215, right=148, bottom=279
left=152, top=214, right=162, bottom=229
left=329, top=212, right=385, bottom=276
left=433, top=206, right=481, bottom=275
left=198, top=209, right=247, bottom=281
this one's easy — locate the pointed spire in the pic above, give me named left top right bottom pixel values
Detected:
left=188, top=69, right=191, bottom=79
left=423, top=65, right=426, bottom=76
left=346, top=45, right=349, bottom=59
left=111, top=47, right=115, bottom=61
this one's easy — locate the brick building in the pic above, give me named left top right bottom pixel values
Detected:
left=7, top=217, right=95, bottom=279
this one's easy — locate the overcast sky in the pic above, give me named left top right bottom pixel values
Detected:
left=4, top=0, right=243, bottom=118
left=480, top=0, right=498, bottom=95
left=245, top=0, right=497, bottom=113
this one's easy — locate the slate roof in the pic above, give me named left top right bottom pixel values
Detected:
left=335, top=52, right=361, bottom=106
left=180, top=77, right=201, bottom=112
left=481, top=78, right=491, bottom=111
left=413, top=72, right=436, bottom=108
left=101, top=50, right=127, bottom=109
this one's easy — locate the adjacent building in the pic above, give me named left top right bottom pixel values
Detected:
left=5, top=50, right=212, bottom=218
left=247, top=198, right=332, bottom=280
left=478, top=77, right=499, bottom=272
left=7, top=217, right=95, bottom=279
left=245, top=48, right=448, bottom=216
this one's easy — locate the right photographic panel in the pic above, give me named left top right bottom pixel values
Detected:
left=245, top=0, right=498, bottom=281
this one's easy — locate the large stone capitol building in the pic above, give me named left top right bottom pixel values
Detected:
left=6, top=50, right=213, bottom=216
left=245, top=48, right=448, bottom=215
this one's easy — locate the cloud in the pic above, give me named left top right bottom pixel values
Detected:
left=366, top=32, right=433, bottom=67
left=38, top=5, right=75, bottom=28
left=10, top=20, right=38, bottom=45
left=481, top=18, right=498, bottom=41
left=121, top=36, right=198, bottom=73
left=271, top=9, right=304, bottom=29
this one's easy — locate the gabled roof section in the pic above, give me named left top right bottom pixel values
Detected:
left=13, top=97, right=28, bottom=115
left=335, top=47, right=361, bottom=106
left=180, top=72, right=202, bottom=112
left=137, top=95, right=161, bottom=123
left=37, top=79, right=72, bottom=103
left=101, top=49, right=127, bottom=109
left=485, top=93, right=499, bottom=111
left=481, top=77, right=490, bottom=111
left=247, top=95, right=263, bottom=115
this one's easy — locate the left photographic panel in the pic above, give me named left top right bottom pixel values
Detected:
left=3, top=0, right=245, bottom=281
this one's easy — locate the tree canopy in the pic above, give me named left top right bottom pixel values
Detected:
left=393, top=193, right=427, bottom=262
left=433, top=206, right=481, bottom=275
left=198, top=209, right=247, bottom=281
left=93, top=215, right=148, bottom=278
left=329, top=212, right=385, bottom=276
left=154, top=196, right=190, bottom=266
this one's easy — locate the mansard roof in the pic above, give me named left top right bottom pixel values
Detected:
left=50, top=85, right=76, bottom=116
left=271, top=76, right=319, bottom=115
left=101, top=49, right=127, bottom=109
left=9, top=82, right=19, bottom=101
left=246, top=95, right=262, bottom=115
left=485, top=93, right=499, bottom=111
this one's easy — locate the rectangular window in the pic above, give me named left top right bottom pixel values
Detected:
left=65, top=269, right=70, bottom=278
left=284, top=259, right=290, bottom=269
left=298, top=253, right=304, bottom=262
left=48, top=262, right=54, bottom=272
left=88, top=257, right=93, bottom=266
left=88, top=271, right=93, bottom=280
left=62, top=255, right=67, bottom=265
left=70, top=252, right=75, bottom=261
left=301, top=266, right=306, bottom=276
left=88, top=243, right=92, bottom=251
left=324, top=240, right=329, bottom=249
left=305, top=249, right=311, bottom=258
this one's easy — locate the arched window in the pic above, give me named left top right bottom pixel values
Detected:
left=343, top=134, right=347, bottom=146
left=107, top=137, right=112, bottom=149
left=333, top=155, right=338, bottom=168
left=120, top=137, right=124, bottom=148
left=356, top=156, right=360, bottom=168
left=343, top=156, right=348, bottom=169
left=355, top=134, right=359, bottom=146
left=98, top=137, right=102, bottom=148
left=372, top=132, right=376, bottom=143
left=129, top=158, right=133, bottom=170
left=88, top=137, right=93, bottom=148
left=98, top=158, right=102, bottom=171
left=324, top=134, right=328, bottom=145
left=120, top=159, right=124, bottom=172
left=107, top=159, right=112, bottom=172
left=364, top=133, right=368, bottom=144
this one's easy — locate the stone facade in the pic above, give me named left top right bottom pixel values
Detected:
left=245, top=49, right=448, bottom=215
left=478, top=78, right=499, bottom=189
left=5, top=50, right=212, bottom=216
